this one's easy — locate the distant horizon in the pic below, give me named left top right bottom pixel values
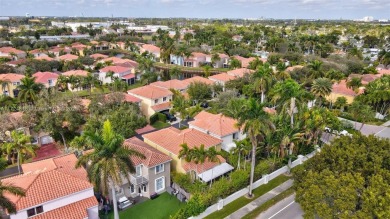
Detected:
left=1, top=0, right=389, bottom=20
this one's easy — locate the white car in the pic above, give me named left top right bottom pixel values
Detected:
left=117, top=196, right=132, bottom=210
left=324, top=127, right=352, bottom=137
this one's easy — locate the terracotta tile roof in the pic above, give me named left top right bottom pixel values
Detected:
left=62, top=70, right=89, bottom=77
left=124, top=137, right=172, bottom=167
left=136, top=125, right=156, bottom=135
left=191, top=52, right=207, bottom=58
left=331, top=80, right=357, bottom=96
left=5, top=59, right=26, bottom=66
left=189, top=111, right=239, bottom=136
left=151, top=79, right=188, bottom=90
left=128, top=85, right=172, bottom=99
left=378, top=69, right=390, bottom=76
left=34, top=56, right=54, bottom=61
left=90, top=53, right=108, bottom=59
left=233, top=56, right=255, bottom=68
left=33, top=72, right=59, bottom=84
left=122, top=73, right=135, bottom=79
left=0, top=73, right=24, bottom=82
left=286, top=65, right=304, bottom=72
left=49, top=47, right=71, bottom=53
left=209, top=73, right=236, bottom=82
left=142, top=44, right=160, bottom=53
left=31, top=196, right=97, bottom=219
left=151, top=102, right=171, bottom=111
left=183, top=155, right=226, bottom=174
left=99, top=57, right=138, bottom=68
left=0, top=47, right=25, bottom=54
left=100, top=65, right=131, bottom=73
left=143, top=127, right=222, bottom=155
left=58, top=54, right=78, bottom=61
left=183, top=76, right=214, bottom=85
left=227, top=68, right=254, bottom=77
left=104, top=92, right=141, bottom=103
left=219, top=53, right=229, bottom=58
left=2, top=154, right=92, bottom=211
left=29, top=49, right=46, bottom=54
left=348, top=74, right=379, bottom=85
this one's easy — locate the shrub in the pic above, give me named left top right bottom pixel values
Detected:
left=150, top=112, right=166, bottom=124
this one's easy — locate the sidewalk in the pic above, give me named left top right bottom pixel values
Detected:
left=224, top=179, right=294, bottom=219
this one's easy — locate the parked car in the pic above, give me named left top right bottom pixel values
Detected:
left=324, top=127, right=352, bottom=137
left=117, top=196, right=132, bottom=210
left=200, top=102, right=209, bottom=108
left=162, top=111, right=177, bottom=122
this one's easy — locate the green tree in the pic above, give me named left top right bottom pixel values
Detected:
left=3, top=130, right=37, bottom=174
left=0, top=180, right=25, bottom=216
left=75, top=120, right=144, bottom=219
left=18, top=76, right=44, bottom=104
left=347, top=77, right=363, bottom=93
left=311, top=78, right=332, bottom=106
left=334, top=96, right=348, bottom=111
left=187, top=82, right=212, bottom=105
left=229, top=58, right=242, bottom=69
left=170, top=91, right=189, bottom=128
left=348, top=101, right=375, bottom=131
left=252, top=64, right=274, bottom=103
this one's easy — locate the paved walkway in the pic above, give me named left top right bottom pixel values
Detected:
left=224, top=179, right=294, bottom=219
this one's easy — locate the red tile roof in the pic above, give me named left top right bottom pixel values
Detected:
left=122, top=73, right=136, bottom=79
left=151, top=79, right=188, bottom=90
left=0, top=73, right=24, bottom=82
left=124, top=137, right=172, bottom=167
left=0, top=47, right=25, bottom=54
left=331, top=80, right=357, bottom=96
left=128, top=85, right=173, bottom=99
left=209, top=73, right=236, bottom=82
left=233, top=56, right=255, bottom=68
left=189, top=111, right=239, bottom=136
left=143, top=127, right=222, bottom=155
left=62, top=70, right=89, bottom=77
left=183, top=155, right=226, bottom=174
left=227, top=68, right=254, bottom=77
left=58, top=54, right=78, bottom=61
left=34, top=56, right=54, bottom=61
left=100, top=65, right=131, bottom=73
left=31, top=197, right=97, bottom=219
left=29, top=49, right=46, bottom=54
left=90, top=53, right=108, bottom=59
left=2, top=154, right=93, bottom=211
left=142, top=44, right=160, bottom=53
left=183, top=76, right=214, bottom=85
left=136, top=125, right=156, bottom=135
left=33, top=72, right=59, bottom=84
left=104, top=92, right=141, bottom=103
left=151, top=102, right=171, bottom=111
left=348, top=74, right=379, bottom=85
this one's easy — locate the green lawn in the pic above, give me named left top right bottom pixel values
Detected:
left=151, top=121, right=170, bottom=129
left=101, top=193, right=183, bottom=219
left=204, top=175, right=291, bottom=219
left=242, top=188, right=295, bottom=219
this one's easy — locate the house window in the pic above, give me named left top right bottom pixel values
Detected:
left=233, top=133, right=238, bottom=140
left=142, top=184, right=147, bottom=192
left=155, top=99, right=158, bottom=104
left=27, top=206, right=44, bottom=217
left=136, top=165, right=142, bottom=177
left=155, top=177, right=165, bottom=192
left=48, top=79, right=53, bottom=86
left=163, top=97, right=167, bottom=102
left=130, top=184, right=135, bottom=193
left=155, top=164, right=164, bottom=174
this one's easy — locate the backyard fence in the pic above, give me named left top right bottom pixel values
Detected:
left=192, top=149, right=318, bottom=219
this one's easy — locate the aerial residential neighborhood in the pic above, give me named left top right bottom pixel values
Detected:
left=0, top=2, right=389, bottom=219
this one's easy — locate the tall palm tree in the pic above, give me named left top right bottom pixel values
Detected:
left=311, top=78, right=332, bottom=106
left=3, top=131, right=37, bottom=174
left=253, top=64, right=274, bottom=103
left=232, top=139, right=251, bottom=170
left=18, top=76, right=44, bottom=104
left=0, top=181, right=25, bottom=216
left=278, top=126, right=304, bottom=174
left=192, top=145, right=207, bottom=176
left=238, top=98, right=275, bottom=197
left=307, top=60, right=324, bottom=78
left=178, top=143, right=196, bottom=181
left=170, top=91, right=189, bottom=128
left=75, top=120, right=144, bottom=219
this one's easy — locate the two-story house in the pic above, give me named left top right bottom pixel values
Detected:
left=90, top=53, right=108, bottom=60
left=48, top=46, right=71, bottom=57
left=211, top=53, right=230, bottom=68
left=150, top=79, right=188, bottom=93
left=208, top=73, right=236, bottom=89
left=33, top=72, right=59, bottom=88
left=0, top=73, right=25, bottom=98
left=0, top=47, right=26, bottom=60
left=29, top=49, right=48, bottom=58
left=127, top=85, right=173, bottom=118
left=111, top=137, right=172, bottom=199
left=139, top=44, right=161, bottom=62
left=188, top=111, right=246, bottom=151
left=98, top=65, right=135, bottom=85
left=183, top=52, right=207, bottom=68
left=62, top=70, right=89, bottom=92
left=143, top=127, right=234, bottom=183
left=1, top=154, right=98, bottom=219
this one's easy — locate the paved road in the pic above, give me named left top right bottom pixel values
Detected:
left=256, top=194, right=303, bottom=219
left=339, top=118, right=390, bottom=139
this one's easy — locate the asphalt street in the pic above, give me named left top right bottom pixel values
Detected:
left=256, top=194, right=303, bottom=219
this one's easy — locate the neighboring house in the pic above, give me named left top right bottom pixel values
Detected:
left=97, top=57, right=138, bottom=69
left=212, top=53, right=230, bottom=68
left=139, top=44, right=161, bottom=62
left=226, top=68, right=254, bottom=78
left=48, top=47, right=71, bottom=57
left=58, top=54, right=79, bottom=62
left=0, top=47, right=26, bottom=60
left=127, top=85, right=173, bottom=118
left=233, top=56, right=256, bottom=68
left=98, top=65, right=135, bottom=85
left=348, top=73, right=380, bottom=85
left=0, top=73, right=24, bottom=98
left=143, top=127, right=234, bottom=183
left=110, top=137, right=172, bottom=199
left=188, top=111, right=246, bottom=151
left=183, top=52, right=207, bottom=67
left=29, top=49, right=48, bottom=58
left=183, top=76, right=214, bottom=86
left=326, top=80, right=360, bottom=104
left=91, top=41, right=109, bottom=51
left=1, top=154, right=98, bottom=219
left=90, top=53, right=108, bottom=60
left=34, top=56, right=54, bottom=62
left=104, top=92, right=142, bottom=107
left=208, top=73, right=236, bottom=89
left=5, top=59, right=26, bottom=68
left=150, top=79, right=188, bottom=93
left=62, top=70, right=89, bottom=92
left=33, top=71, right=59, bottom=88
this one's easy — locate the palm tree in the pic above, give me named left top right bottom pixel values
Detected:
left=232, top=139, right=251, bottom=170
left=178, top=143, right=196, bottom=181
left=4, top=131, right=37, bottom=174
left=75, top=120, right=144, bottom=219
left=307, top=60, right=324, bottom=78
left=0, top=79, right=11, bottom=96
left=278, top=126, right=304, bottom=174
left=56, top=75, right=69, bottom=91
left=253, top=64, right=274, bottom=103
left=311, top=78, right=332, bottom=106
left=334, top=96, right=347, bottom=111
left=192, top=144, right=207, bottom=177
left=238, top=98, right=275, bottom=197
left=0, top=181, right=25, bottom=215
left=347, top=77, right=362, bottom=93
left=18, top=76, right=44, bottom=104
left=170, top=91, right=189, bottom=128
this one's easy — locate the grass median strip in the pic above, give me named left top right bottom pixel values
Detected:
left=242, top=188, right=295, bottom=219
left=204, top=174, right=291, bottom=219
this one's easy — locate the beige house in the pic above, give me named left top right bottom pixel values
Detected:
left=143, top=127, right=234, bottom=183
left=326, top=80, right=360, bottom=104
left=0, top=73, right=25, bottom=98
left=127, top=85, right=173, bottom=118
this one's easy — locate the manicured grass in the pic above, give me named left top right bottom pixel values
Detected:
left=242, top=188, right=295, bottom=219
left=151, top=121, right=170, bottom=129
left=101, top=193, right=183, bottom=219
left=127, top=82, right=144, bottom=90
left=204, top=175, right=291, bottom=219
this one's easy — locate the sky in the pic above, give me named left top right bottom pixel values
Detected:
left=0, top=0, right=389, bottom=20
